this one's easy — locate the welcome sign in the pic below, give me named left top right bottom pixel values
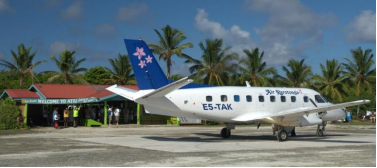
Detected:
left=21, top=98, right=99, bottom=104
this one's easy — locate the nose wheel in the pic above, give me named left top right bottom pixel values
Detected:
left=316, top=121, right=326, bottom=137
left=221, top=128, right=231, bottom=138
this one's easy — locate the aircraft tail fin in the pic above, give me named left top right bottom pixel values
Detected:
left=124, top=39, right=169, bottom=90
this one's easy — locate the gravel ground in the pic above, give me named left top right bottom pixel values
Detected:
left=0, top=124, right=375, bottom=167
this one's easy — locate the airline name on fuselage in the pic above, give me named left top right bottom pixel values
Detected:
left=265, top=89, right=302, bottom=96
left=202, top=104, right=233, bottom=110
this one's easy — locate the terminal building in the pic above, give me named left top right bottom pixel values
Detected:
left=0, top=84, right=202, bottom=126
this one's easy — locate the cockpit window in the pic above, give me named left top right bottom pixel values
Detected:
left=315, top=95, right=325, bottom=103
left=320, top=95, right=329, bottom=103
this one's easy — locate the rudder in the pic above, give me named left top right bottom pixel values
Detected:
left=124, top=39, right=169, bottom=90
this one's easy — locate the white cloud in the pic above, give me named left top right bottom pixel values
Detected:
left=49, top=41, right=78, bottom=56
left=115, top=3, right=149, bottom=23
left=243, top=0, right=336, bottom=65
left=194, top=9, right=255, bottom=56
left=94, top=24, right=117, bottom=39
left=49, top=41, right=113, bottom=62
left=61, top=1, right=82, bottom=20
left=0, top=0, right=14, bottom=13
left=344, top=10, right=376, bottom=43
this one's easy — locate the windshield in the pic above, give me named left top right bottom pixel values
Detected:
left=315, top=95, right=325, bottom=103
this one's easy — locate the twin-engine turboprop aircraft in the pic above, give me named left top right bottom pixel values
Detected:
left=106, top=39, right=370, bottom=141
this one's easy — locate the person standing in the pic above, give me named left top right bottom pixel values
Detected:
left=54, top=111, right=60, bottom=129
left=73, top=105, right=81, bottom=128
left=123, top=108, right=129, bottom=124
left=63, top=107, right=70, bottom=128
left=52, top=107, right=58, bottom=127
left=114, top=107, right=120, bottom=125
left=371, top=112, right=376, bottom=123
left=99, top=106, right=103, bottom=122
left=108, top=106, right=113, bottom=125
left=42, top=107, right=49, bottom=127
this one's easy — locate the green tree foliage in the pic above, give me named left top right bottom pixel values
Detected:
left=47, top=50, right=88, bottom=84
left=312, top=59, right=348, bottom=103
left=105, top=53, right=135, bottom=85
left=149, top=25, right=194, bottom=79
left=169, top=74, right=185, bottom=81
left=0, top=44, right=45, bottom=88
left=343, top=47, right=376, bottom=115
left=186, top=39, right=238, bottom=86
left=84, top=66, right=112, bottom=85
left=343, top=47, right=376, bottom=98
left=239, top=48, right=277, bottom=86
left=0, top=98, right=20, bottom=130
left=279, top=59, right=312, bottom=87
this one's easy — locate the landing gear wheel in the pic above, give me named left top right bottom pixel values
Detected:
left=221, top=128, right=231, bottom=138
left=316, top=129, right=324, bottom=137
left=277, top=130, right=288, bottom=141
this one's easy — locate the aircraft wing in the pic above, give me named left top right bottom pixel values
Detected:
left=136, top=77, right=193, bottom=99
left=232, top=99, right=370, bottom=122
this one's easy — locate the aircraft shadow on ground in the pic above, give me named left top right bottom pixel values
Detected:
left=143, top=133, right=371, bottom=144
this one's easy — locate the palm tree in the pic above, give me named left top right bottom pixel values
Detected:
left=0, top=44, right=45, bottom=88
left=105, top=53, right=135, bottom=85
left=239, top=48, right=277, bottom=86
left=186, top=39, right=238, bottom=86
left=278, top=59, right=312, bottom=87
left=312, top=59, right=348, bottom=103
left=149, top=25, right=194, bottom=79
left=343, top=47, right=376, bottom=115
left=47, top=50, right=87, bottom=84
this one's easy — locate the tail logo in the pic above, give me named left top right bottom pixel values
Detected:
left=133, top=47, right=153, bottom=69
left=133, top=47, right=146, bottom=59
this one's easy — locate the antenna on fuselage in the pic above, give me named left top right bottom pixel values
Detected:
left=245, top=81, right=251, bottom=87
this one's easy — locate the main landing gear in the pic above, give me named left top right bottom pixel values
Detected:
left=274, top=125, right=295, bottom=141
left=220, top=123, right=235, bottom=138
left=316, top=121, right=326, bottom=137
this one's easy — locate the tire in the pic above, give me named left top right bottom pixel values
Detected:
left=316, top=129, right=324, bottom=137
left=278, top=130, right=288, bottom=141
left=221, top=128, right=231, bottom=138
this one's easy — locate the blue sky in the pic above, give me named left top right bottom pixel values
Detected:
left=0, top=0, right=375, bottom=76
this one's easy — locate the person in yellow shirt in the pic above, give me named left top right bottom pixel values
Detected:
left=73, top=105, right=81, bottom=128
left=63, top=107, right=70, bottom=128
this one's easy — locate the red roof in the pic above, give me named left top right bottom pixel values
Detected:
left=5, top=89, right=40, bottom=99
left=31, top=84, right=139, bottom=99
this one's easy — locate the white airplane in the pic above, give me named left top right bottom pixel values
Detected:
left=106, top=39, right=370, bottom=141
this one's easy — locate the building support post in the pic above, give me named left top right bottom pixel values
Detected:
left=137, top=103, right=140, bottom=125
left=104, top=101, right=107, bottom=126
left=24, top=104, right=28, bottom=124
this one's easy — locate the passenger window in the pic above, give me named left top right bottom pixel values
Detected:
left=315, top=95, right=325, bottom=103
left=234, top=95, right=240, bottom=102
left=270, top=96, right=276, bottom=102
left=246, top=95, right=252, bottom=102
left=281, top=96, right=286, bottom=102
left=259, top=96, right=264, bottom=102
left=291, top=96, right=296, bottom=102
left=303, top=96, right=308, bottom=103
left=206, top=96, right=212, bottom=102
left=221, top=95, right=227, bottom=102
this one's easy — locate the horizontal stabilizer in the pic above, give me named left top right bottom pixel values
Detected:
left=106, top=85, right=138, bottom=101
left=136, top=77, right=193, bottom=99
left=232, top=99, right=370, bottom=122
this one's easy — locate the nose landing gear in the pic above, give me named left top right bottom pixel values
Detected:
left=316, top=121, right=326, bottom=137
